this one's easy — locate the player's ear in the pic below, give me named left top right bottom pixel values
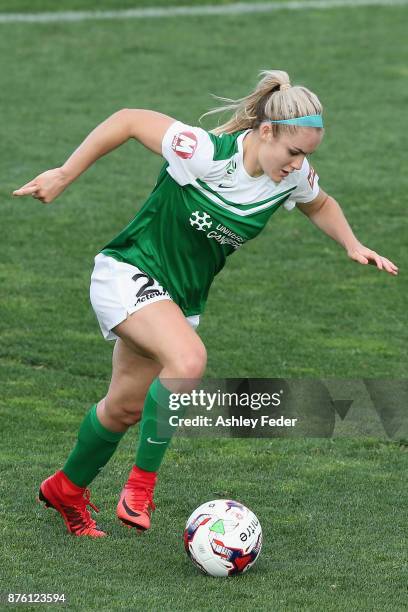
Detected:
left=258, top=122, right=273, bottom=142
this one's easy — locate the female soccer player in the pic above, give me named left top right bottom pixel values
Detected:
left=13, top=70, right=398, bottom=537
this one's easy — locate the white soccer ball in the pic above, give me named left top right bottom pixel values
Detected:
left=183, top=499, right=262, bottom=577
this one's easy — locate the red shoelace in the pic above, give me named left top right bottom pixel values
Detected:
left=61, top=489, right=102, bottom=535
left=125, top=483, right=156, bottom=514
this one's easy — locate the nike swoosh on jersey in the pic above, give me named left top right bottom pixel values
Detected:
left=147, top=437, right=167, bottom=444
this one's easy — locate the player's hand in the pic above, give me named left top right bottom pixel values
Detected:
left=12, top=167, right=69, bottom=204
left=347, top=242, right=399, bottom=276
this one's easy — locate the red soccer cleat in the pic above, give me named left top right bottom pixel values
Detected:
left=38, top=470, right=106, bottom=537
left=117, top=466, right=157, bottom=531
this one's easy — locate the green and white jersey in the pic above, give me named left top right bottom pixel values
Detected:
left=102, top=121, right=319, bottom=316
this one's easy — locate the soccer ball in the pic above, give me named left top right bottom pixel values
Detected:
left=183, top=499, right=262, bottom=577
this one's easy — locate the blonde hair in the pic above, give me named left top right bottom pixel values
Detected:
left=202, top=70, right=323, bottom=136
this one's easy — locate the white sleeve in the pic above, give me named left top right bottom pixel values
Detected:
left=161, top=121, right=214, bottom=186
left=283, top=158, right=320, bottom=211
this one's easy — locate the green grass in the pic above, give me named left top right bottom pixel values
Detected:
left=0, top=2, right=407, bottom=611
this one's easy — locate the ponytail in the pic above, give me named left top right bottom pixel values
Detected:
left=201, top=70, right=323, bottom=136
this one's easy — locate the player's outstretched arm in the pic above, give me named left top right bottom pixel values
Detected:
left=297, top=190, right=399, bottom=276
left=12, top=109, right=175, bottom=204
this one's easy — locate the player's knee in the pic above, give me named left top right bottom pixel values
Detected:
left=171, top=344, right=207, bottom=380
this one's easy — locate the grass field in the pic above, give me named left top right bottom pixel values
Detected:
left=1, top=1, right=407, bottom=610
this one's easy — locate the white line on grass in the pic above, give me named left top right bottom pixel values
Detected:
left=0, top=0, right=407, bottom=24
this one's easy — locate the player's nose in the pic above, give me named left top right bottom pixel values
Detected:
left=290, top=157, right=304, bottom=171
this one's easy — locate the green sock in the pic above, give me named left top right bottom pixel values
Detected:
left=135, top=378, right=181, bottom=472
left=63, top=404, right=125, bottom=487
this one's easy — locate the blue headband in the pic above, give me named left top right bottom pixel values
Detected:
left=269, top=115, right=324, bottom=128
